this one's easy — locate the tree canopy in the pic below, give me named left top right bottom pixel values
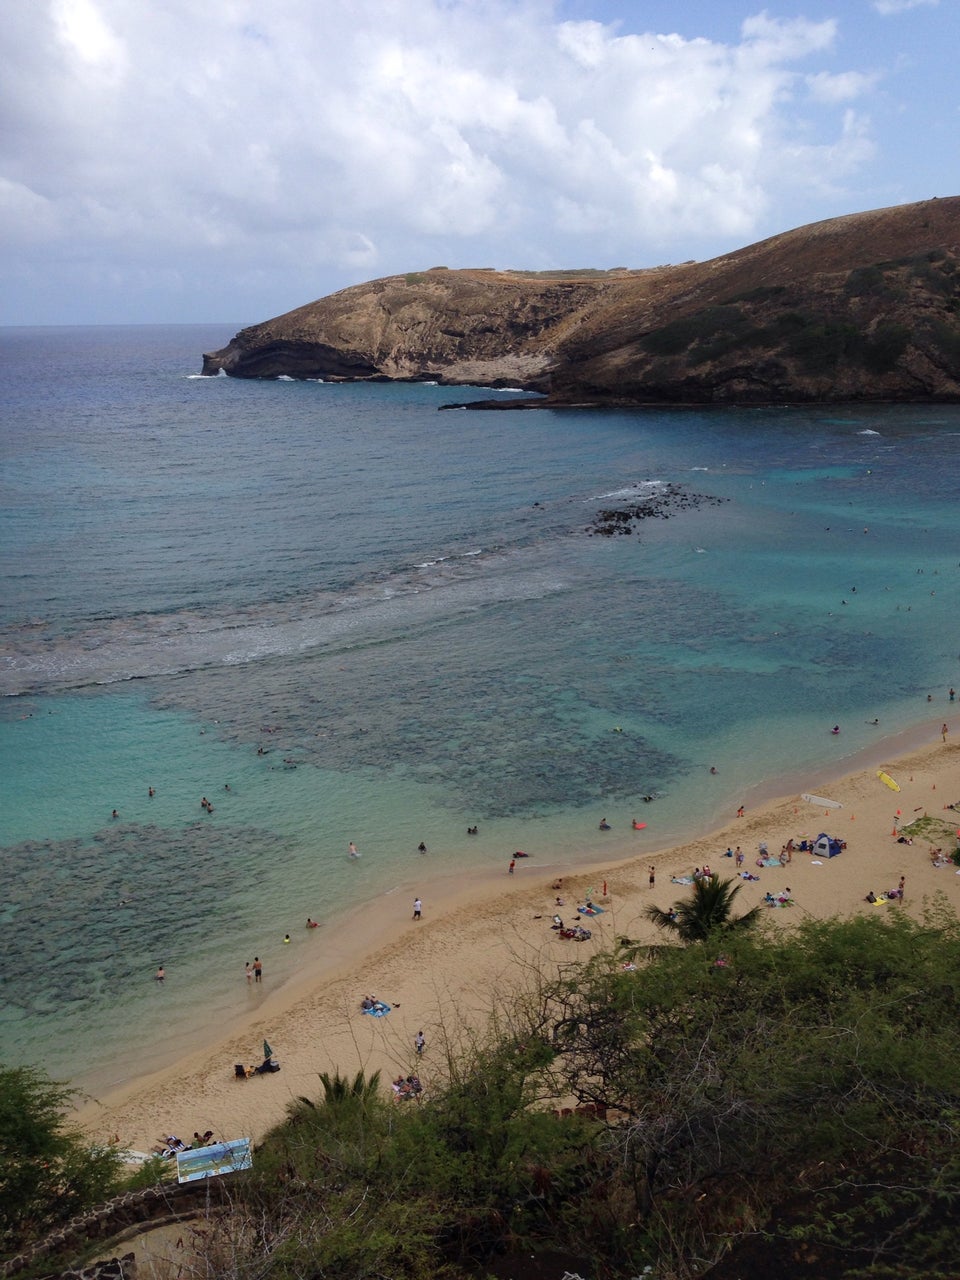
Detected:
left=0, top=1065, right=122, bottom=1254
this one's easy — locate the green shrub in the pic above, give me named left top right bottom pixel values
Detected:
left=929, top=320, right=960, bottom=367
left=844, top=265, right=901, bottom=300
left=722, top=285, right=788, bottom=305
left=860, top=321, right=911, bottom=373
left=0, top=1066, right=123, bottom=1254
left=641, top=306, right=745, bottom=356
left=784, top=317, right=860, bottom=373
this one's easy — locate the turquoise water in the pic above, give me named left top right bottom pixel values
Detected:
left=2, top=325, right=960, bottom=1087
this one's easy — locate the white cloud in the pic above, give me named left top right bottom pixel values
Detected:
left=0, top=1, right=896, bottom=321
left=51, top=0, right=127, bottom=77
left=806, top=70, right=881, bottom=104
left=872, top=0, right=937, bottom=13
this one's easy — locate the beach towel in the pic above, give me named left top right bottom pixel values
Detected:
left=761, top=858, right=781, bottom=867
left=671, top=876, right=694, bottom=884
left=362, top=1003, right=391, bottom=1017
left=578, top=905, right=604, bottom=916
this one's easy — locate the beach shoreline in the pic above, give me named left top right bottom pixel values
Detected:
left=74, top=721, right=960, bottom=1156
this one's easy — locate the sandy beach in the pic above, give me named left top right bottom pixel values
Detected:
left=76, top=724, right=960, bottom=1158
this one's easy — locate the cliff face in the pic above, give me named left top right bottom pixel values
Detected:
left=202, top=197, right=960, bottom=404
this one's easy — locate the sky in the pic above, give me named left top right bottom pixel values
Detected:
left=1, top=0, right=956, bottom=326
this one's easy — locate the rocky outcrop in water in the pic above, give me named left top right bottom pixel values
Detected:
left=202, top=197, right=960, bottom=405
left=588, top=486, right=727, bottom=536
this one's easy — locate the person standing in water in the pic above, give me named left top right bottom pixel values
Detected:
left=348, top=841, right=360, bottom=858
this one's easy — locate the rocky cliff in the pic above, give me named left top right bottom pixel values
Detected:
left=202, top=197, right=960, bottom=404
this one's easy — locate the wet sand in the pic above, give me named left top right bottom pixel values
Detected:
left=75, top=725, right=960, bottom=1157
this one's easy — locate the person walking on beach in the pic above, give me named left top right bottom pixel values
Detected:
left=253, top=957, right=263, bottom=982
left=413, top=897, right=422, bottom=920
left=648, top=865, right=655, bottom=887
left=415, top=1030, right=425, bottom=1056
left=942, top=723, right=949, bottom=742
left=508, top=858, right=515, bottom=874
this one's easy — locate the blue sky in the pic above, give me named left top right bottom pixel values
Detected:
left=0, top=0, right=956, bottom=325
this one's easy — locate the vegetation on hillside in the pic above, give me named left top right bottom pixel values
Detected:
left=0, top=1066, right=122, bottom=1255
left=5, top=899, right=960, bottom=1278
left=192, top=902, right=960, bottom=1279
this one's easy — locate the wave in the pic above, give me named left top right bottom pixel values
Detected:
left=589, top=480, right=665, bottom=501
left=857, top=429, right=882, bottom=436
left=414, top=548, right=483, bottom=569
left=0, top=543, right=572, bottom=699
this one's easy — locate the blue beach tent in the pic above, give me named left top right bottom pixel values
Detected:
left=814, top=832, right=843, bottom=858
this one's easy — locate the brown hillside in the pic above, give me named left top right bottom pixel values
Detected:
left=202, top=197, right=960, bottom=404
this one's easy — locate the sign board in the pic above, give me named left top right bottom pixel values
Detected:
left=176, top=1137, right=252, bottom=1183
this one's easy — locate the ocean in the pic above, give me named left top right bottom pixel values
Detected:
left=2, top=323, right=959, bottom=1091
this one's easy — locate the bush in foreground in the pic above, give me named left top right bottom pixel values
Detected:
left=0, top=1065, right=123, bottom=1255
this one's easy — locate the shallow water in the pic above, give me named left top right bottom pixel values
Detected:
left=2, top=324, right=959, bottom=1087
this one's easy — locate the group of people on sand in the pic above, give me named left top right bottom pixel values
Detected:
left=865, top=876, right=906, bottom=904
left=764, top=888, right=794, bottom=907
left=360, top=994, right=390, bottom=1015
left=152, top=1129, right=214, bottom=1157
left=392, top=1074, right=422, bottom=1099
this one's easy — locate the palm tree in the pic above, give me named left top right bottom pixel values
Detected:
left=645, top=873, right=762, bottom=943
left=317, top=1068, right=381, bottom=1105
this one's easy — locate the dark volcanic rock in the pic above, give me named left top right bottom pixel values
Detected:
left=588, top=485, right=727, bottom=536
left=202, top=197, right=960, bottom=405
